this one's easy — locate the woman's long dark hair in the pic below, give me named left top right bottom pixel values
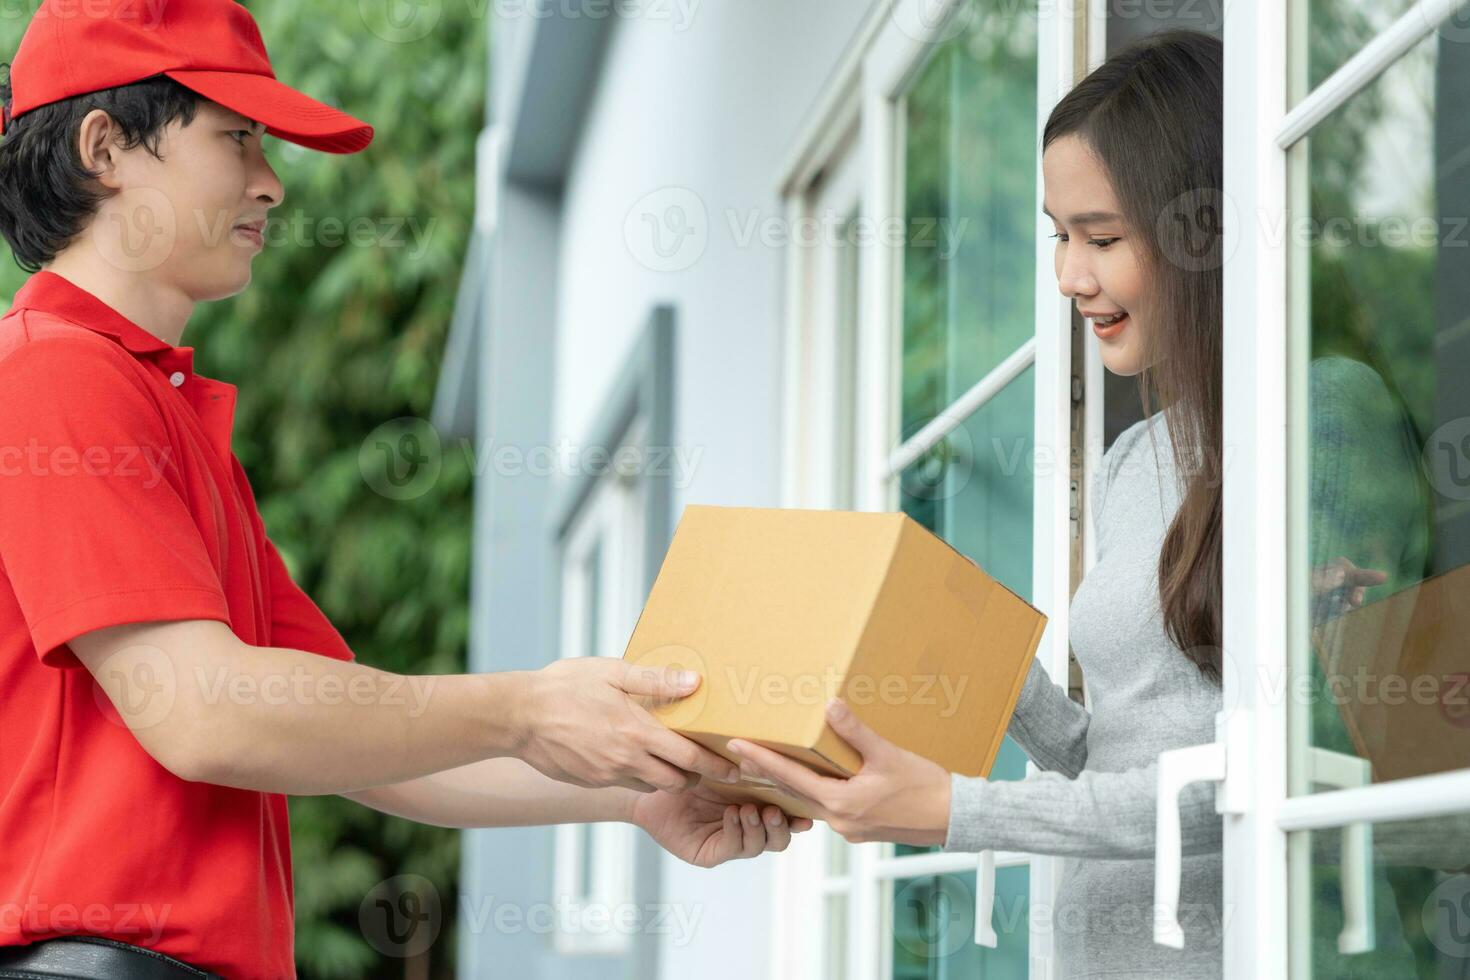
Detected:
left=1044, top=29, right=1225, bottom=683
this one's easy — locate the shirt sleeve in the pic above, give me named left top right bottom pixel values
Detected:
left=262, top=534, right=355, bottom=662
left=0, top=337, right=231, bottom=668
left=1005, top=658, right=1090, bottom=777
left=941, top=762, right=1222, bottom=860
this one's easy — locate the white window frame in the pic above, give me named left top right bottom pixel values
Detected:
left=773, top=1, right=1107, bottom=977
left=1216, top=1, right=1470, bottom=977
left=551, top=440, right=647, bottom=956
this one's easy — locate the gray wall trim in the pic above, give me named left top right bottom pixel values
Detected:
left=549, top=306, right=676, bottom=543
left=455, top=182, right=569, bottom=980
left=431, top=230, right=487, bottom=440
left=503, top=4, right=613, bottom=186
left=438, top=2, right=610, bottom=445
left=546, top=305, right=677, bottom=980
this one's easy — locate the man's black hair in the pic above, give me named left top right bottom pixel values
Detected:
left=0, top=69, right=201, bottom=271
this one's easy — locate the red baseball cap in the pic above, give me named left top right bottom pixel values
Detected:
left=4, top=0, right=373, bottom=153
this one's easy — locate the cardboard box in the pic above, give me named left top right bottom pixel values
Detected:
left=1311, top=562, right=1470, bottom=784
left=622, top=504, right=1048, bottom=818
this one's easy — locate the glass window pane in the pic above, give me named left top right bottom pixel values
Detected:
left=894, top=370, right=1034, bottom=861
left=889, top=866, right=1029, bottom=979
left=900, top=369, right=1034, bottom=603
left=1290, top=813, right=1470, bottom=976
left=900, top=0, right=1037, bottom=440
left=1292, top=29, right=1470, bottom=795
left=1293, top=0, right=1421, bottom=104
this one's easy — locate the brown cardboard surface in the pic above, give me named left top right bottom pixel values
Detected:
left=623, top=504, right=1048, bottom=818
left=1310, top=562, right=1470, bottom=784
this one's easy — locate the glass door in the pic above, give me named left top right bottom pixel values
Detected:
left=851, top=1, right=1085, bottom=977
left=1283, top=1, right=1470, bottom=975
left=1159, top=2, right=1470, bottom=977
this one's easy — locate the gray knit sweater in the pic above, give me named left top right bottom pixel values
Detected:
left=943, top=409, right=1226, bottom=978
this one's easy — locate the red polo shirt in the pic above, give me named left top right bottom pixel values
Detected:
left=0, top=270, right=356, bottom=978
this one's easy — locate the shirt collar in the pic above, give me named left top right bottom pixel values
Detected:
left=9, top=270, right=241, bottom=472
left=9, top=270, right=197, bottom=381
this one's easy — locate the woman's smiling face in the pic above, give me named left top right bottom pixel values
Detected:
left=1043, top=133, right=1150, bottom=376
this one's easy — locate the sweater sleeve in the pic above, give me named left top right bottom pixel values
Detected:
left=1321, top=811, right=1470, bottom=873
left=1307, top=355, right=1430, bottom=615
left=1005, top=658, right=1090, bottom=777
left=941, top=761, right=1222, bottom=859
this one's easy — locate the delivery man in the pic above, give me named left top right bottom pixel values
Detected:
left=0, top=2, right=809, bottom=977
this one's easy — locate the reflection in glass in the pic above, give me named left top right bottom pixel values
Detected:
left=1292, top=814, right=1470, bottom=977
left=1296, top=27, right=1469, bottom=794
left=1292, top=25, right=1470, bottom=980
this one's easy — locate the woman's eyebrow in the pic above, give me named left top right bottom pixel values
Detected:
left=1041, top=204, right=1122, bottom=225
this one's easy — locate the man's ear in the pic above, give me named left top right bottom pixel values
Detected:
left=76, top=108, right=125, bottom=189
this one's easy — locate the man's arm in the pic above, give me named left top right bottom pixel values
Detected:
left=69, top=618, right=741, bottom=796
left=342, top=756, right=815, bottom=868
left=341, top=756, right=639, bottom=829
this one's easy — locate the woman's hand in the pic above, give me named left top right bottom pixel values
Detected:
left=726, top=699, right=952, bottom=847
left=1311, top=556, right=1388, bottom=622
left=629, top=783, right=815, bottom=867
left=514, top=658, right=742, bottom=793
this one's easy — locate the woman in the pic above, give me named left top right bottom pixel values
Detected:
left=729, top=28, right=1383, bottom=977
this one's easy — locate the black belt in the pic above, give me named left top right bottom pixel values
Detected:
left=0, top=936, right=222, bottom=979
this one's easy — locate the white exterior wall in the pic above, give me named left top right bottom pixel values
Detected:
left=549, top=4, right=873, bottom=977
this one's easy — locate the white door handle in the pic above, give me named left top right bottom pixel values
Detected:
left=1153, top=740, right=1227, bottom=948
left=1308, top=747, right=1376, bottom=954
left=974, top=849, right=997, bottom=946
left=1338, top=821, right=1375, bottom=953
